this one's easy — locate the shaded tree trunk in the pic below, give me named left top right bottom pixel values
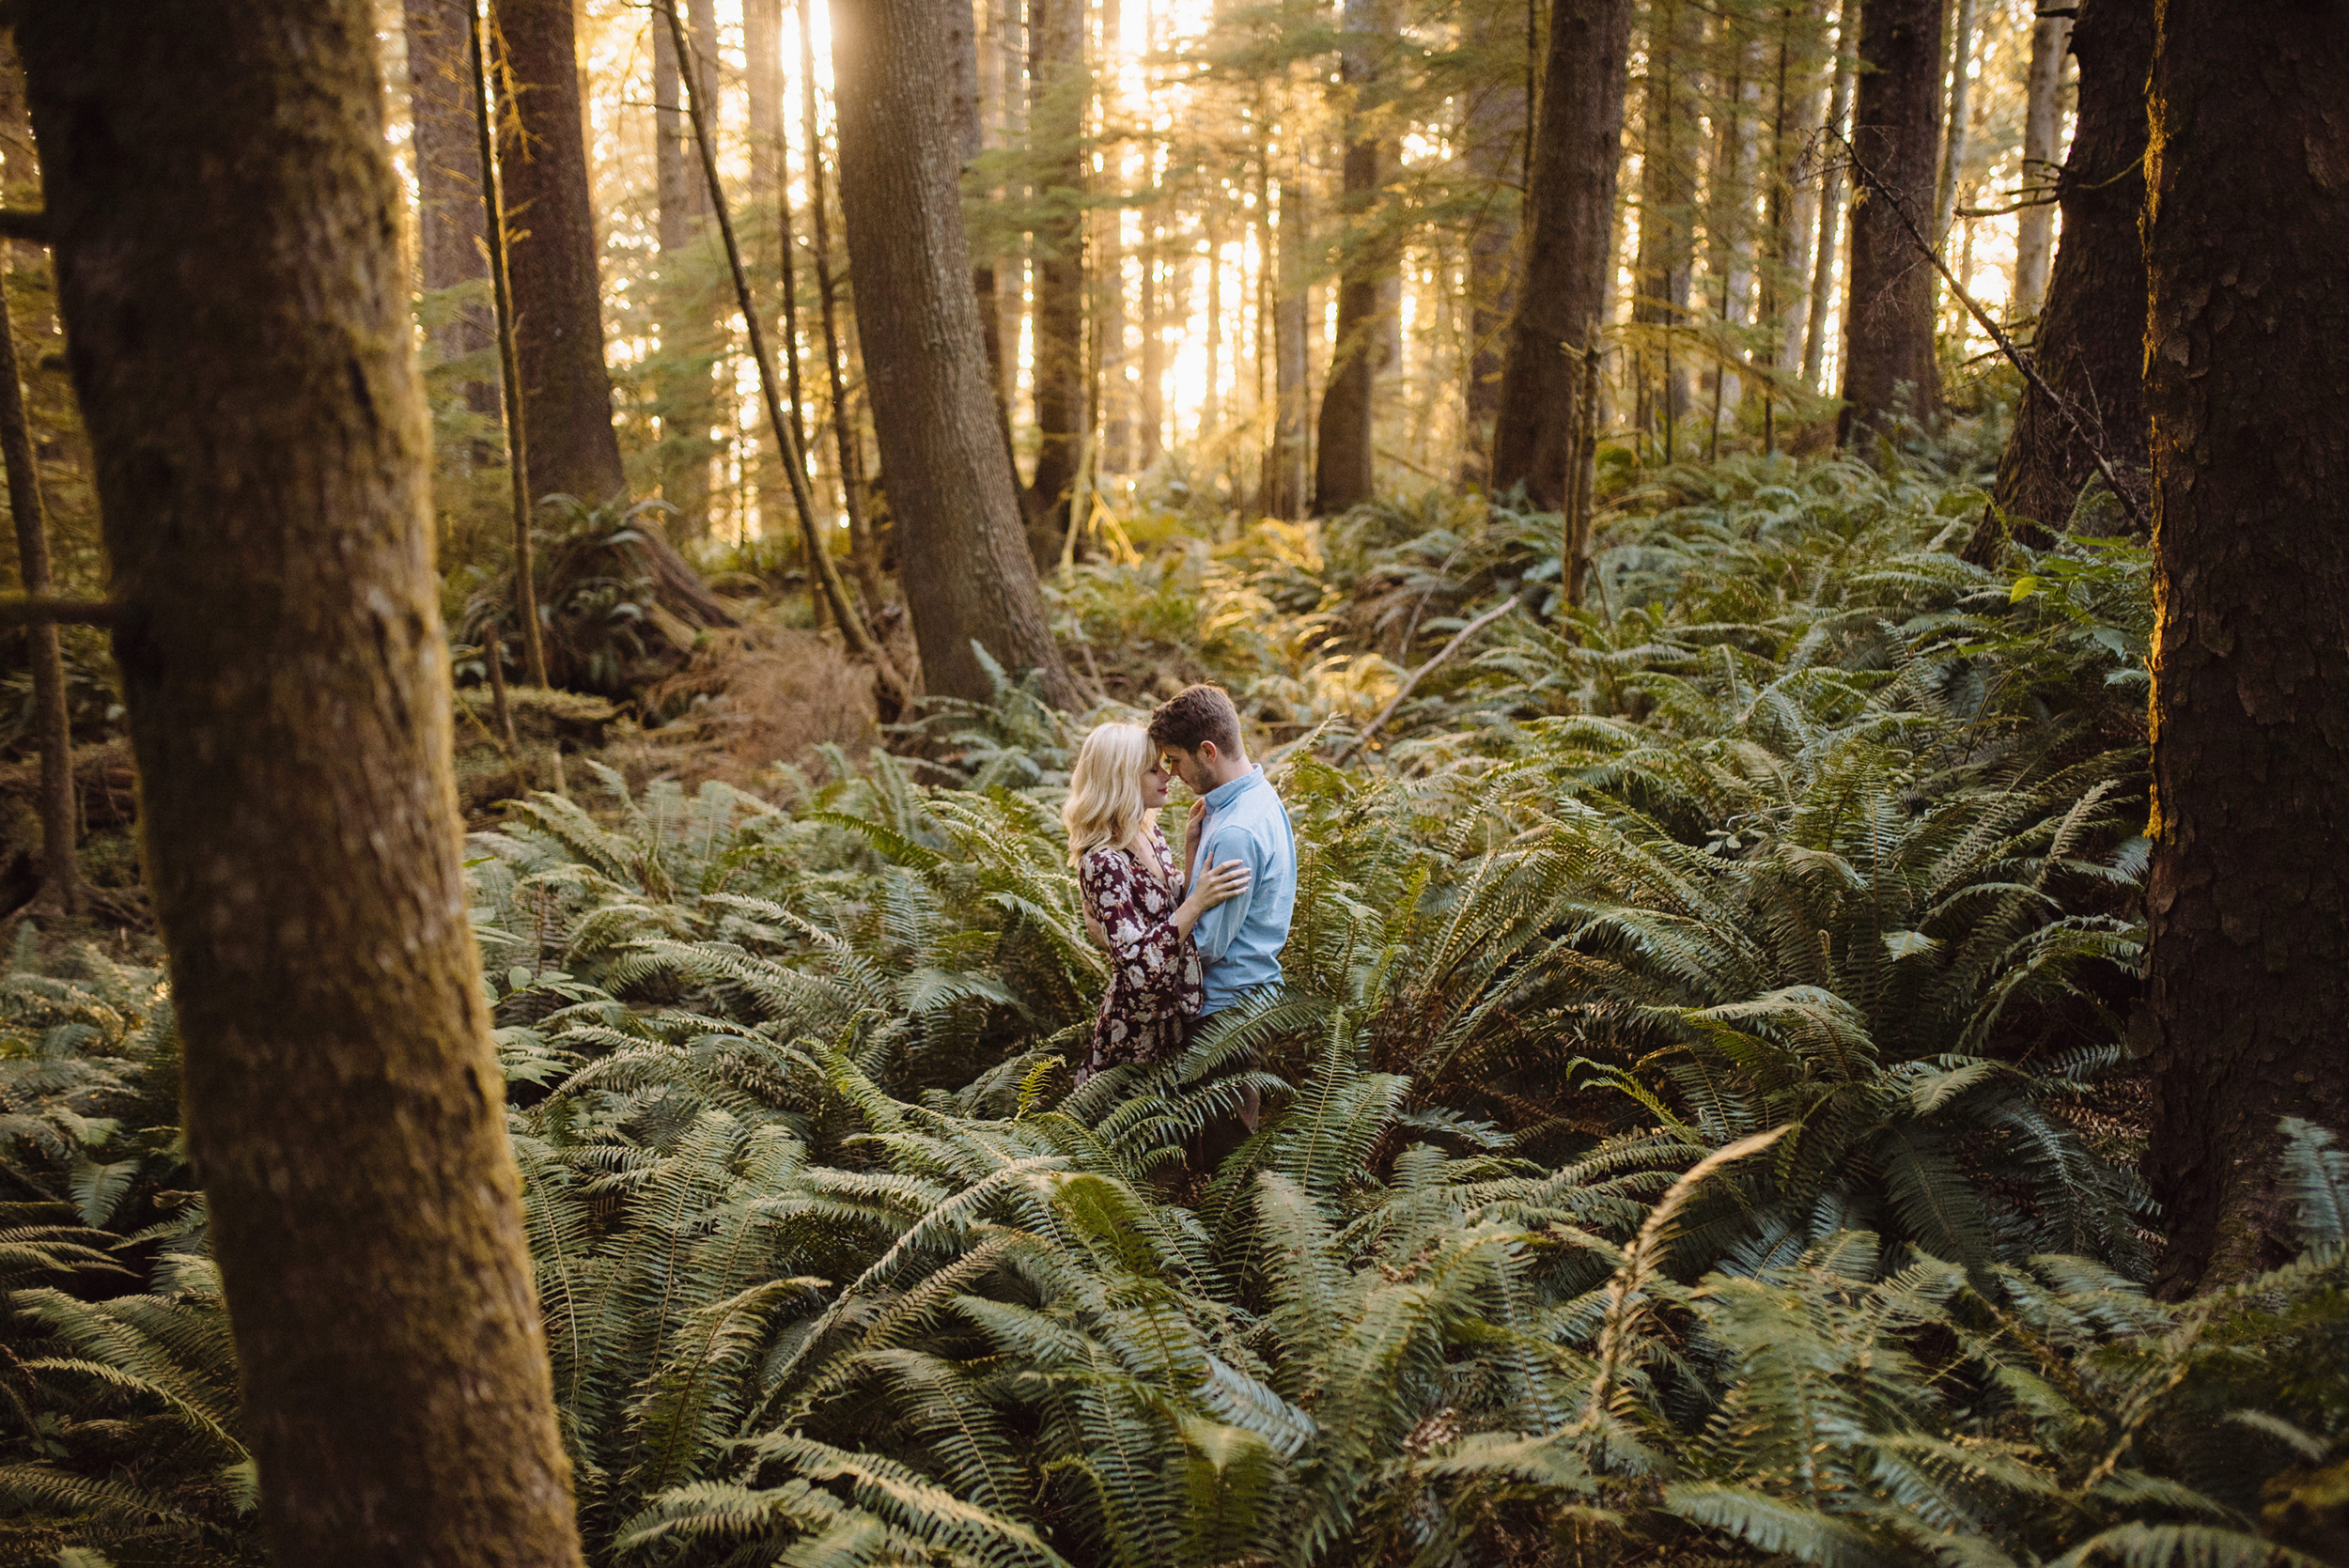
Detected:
left=1025, top=0, right=1088, bottom=560
left=1633, top=0, right=1698, bottom=449
left=2010, top=10, right=2068, bottom=318
left=1313, top=0, right=1392, bottom=513
left=1988, top=0, right=2146, bottom=536
left=832, top=0, right=1080, bottom=707
left=496, top=0, right=627, bottom=503
left=745, top=0, right=811, bottom=523
left=2141, top=0, right=2349, bottom=1298
left=0, top=273, right=72, bottom=914
left=1457, top=0, right=1525, bottom=487
left=404, top=0, right=496, bottom=419
left=1490, top=0, right=1633, bottom=516
left=16, top=3, right=584, bottom=1561
left=1836, top=0, right=1944, bottom=442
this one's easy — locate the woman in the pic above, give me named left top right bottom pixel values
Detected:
left=1064, top=722, right=1250, bottom=1082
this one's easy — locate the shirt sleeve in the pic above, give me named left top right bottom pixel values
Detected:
left=1189, top=824, right=1264, bottom=963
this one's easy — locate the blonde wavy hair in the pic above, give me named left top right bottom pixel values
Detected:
left=1063, top=722, right=1154, bottom=864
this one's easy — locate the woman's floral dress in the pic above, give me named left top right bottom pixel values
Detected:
left=1075, top=824, right=1204, bottom=1081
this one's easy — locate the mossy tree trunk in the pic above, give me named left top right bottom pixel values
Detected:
left=831, top=0, right=1081, bottom=708
left=1489, top=0, right=1633, bottom=515
left=495, top=0, right=628, bottom=504
left=1455, top=0, right=1523, bottom=489
left=1836, top=0, right=1944, bottom=442
left=651, top=0, right=718, bottom=540
left=2141, top=0, right=2349, bottom=1297
left=16, top=4, right=584, bottom=1561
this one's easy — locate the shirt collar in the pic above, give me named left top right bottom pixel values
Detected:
left=1202, top=765, right=1263, bottom=814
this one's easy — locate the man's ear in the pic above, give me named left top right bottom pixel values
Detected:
left=1196, top=740, right=1220, bottom=768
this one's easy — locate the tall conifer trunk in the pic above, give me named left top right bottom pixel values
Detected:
left=2009, top=10, right=2067, bottom=318
left=1313, top=0, right=1392, bottom=513
left=1988, top=0, right=2147, bottom=536
left=2140, top=0, right=2349, bottom=1297
left=496, top=0, right=628, bottom=502
left=652, top=0, right=718, bottom=538
left=1262, top=147, right=1310, bottom=519
left=832, top=0, right=1080, bottom=707
left=16, top=2, right=584, bottom=1560
left=1633, top=0, right=1698, bottom=447
left=404, top=0, right=496, bottom=420
left=1457, top=0, right=1524, bottom=488
left=1025, top=0, right=1088, bottom=558
left=1836, top=0, right=1943, bottom=442
left=1490, top=0, right=1633, bottom=515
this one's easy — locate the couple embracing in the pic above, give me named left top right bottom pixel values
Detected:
left=1060, top=684, right=1296, bottom=1143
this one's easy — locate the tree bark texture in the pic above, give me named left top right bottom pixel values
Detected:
left=1836, top=0, right=1944, bottom=442
left=1024, top=0, right=1088, bottom=558
left=0, top=268, right=73, bottom=914
left=2140, top=0, right=2349, bottom=1298
left=495, top=0, right=628, bottom=503
left=15, top=3, right=584, bottom=1563
left=1989, top=0, right=2147, bottom=536
left=832, top=0, right=1081, bottom=707
left=1489, top=0, right=1632, bottom=513
left=1457, top=0, right=1524, bottom=488
left=1314, top=0, right=1393, bottom=514
left=404, top=0, right=496, bottom=418
left=1633, top=0, right=1699, bottom=442
left=2009, top=10, right=2068, bottom=318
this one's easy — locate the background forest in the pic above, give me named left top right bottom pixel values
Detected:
left=0, top=0, right=2343, bottom=1565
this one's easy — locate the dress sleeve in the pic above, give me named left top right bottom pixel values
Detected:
left=1081, top=846, right=1192, bottom=1014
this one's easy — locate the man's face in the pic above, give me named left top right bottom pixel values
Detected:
left=1161, top=745, right=1212, bottom=796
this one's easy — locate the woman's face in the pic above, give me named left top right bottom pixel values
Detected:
left=1141, top=755, right=1172, bottom=810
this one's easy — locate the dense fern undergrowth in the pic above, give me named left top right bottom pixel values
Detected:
left=6, top=442, right=2349, bottom=1567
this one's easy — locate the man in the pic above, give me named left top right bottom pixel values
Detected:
left=1146, top=684, right=1297, bottom=1145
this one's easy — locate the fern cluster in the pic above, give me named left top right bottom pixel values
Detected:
left=8, top=456, right=2341, bottom=1567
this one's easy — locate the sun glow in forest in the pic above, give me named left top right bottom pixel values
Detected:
left=1, top=0, right=2345, bottom=1564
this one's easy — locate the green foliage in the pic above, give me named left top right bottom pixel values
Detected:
left=8, top=453, right=2335, bottom=1567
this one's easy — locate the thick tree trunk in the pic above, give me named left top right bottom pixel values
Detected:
left=1313, top=0, right=1392, bottom=513
left=1802, top=0, right=1856, bottom=390
left=832, top=0, right=1080, bottom=707
left=496, top=0, right=627, bottom=503
left=1457, top=0, right=1524, bottom=488
left=1633, top=0, right=1698, bottom=448
left=2141, top=0, right=2349, bottom=1298
left=746, top=0, right=812, bottom=548
left=1025, top=0, right=1088, bottom=559
left=16, top=3, right=583, bottom=1562
left=1489, top=0, right=1632, bottom=515
left=404, top=0, right=496, bottom=418
left=0, top=274, right=72, bottom=914
left=2009, top=11, right=2066, bottom=318
left=1836, top=0, right=1943, bottom=442
left=1988, top=0, right=2146, bottom=536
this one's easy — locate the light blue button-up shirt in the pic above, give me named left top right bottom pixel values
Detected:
left=1187, top=765, right=1297, bottom=1014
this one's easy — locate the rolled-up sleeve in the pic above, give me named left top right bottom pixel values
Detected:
left=1189, top=827, right=1263, bottom=962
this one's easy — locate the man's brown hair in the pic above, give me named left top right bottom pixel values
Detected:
left=1147, top=683, right=1243, bottom=755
